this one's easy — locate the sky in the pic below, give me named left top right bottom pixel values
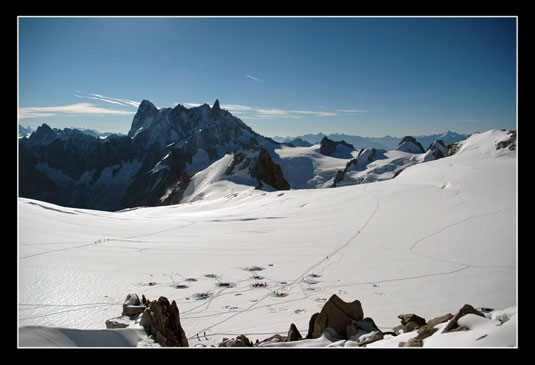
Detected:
left=18, top=16, right=517, bottom=138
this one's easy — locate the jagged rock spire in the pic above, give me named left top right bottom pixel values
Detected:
left=208, top=99, right=222, bottom=119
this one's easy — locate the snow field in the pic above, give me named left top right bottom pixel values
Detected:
left=18, top=129, right=516, bottom=347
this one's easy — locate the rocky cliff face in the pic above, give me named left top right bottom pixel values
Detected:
left=19, top=124, right=140, bottom=210
left=424, top=139, right=448, bottom=161
left=396, top=136, right=426, bottom=154
left=319, top=136, right=355, bottom=157
left=250, top=149, right=291, bottom=190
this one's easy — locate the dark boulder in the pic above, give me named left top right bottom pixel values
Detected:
left=306, top=294, right=364, bottom=339
left=122, top=293, right=146, bottom=317
left=218, top=334, right=254, bottom=347
left=140, top=296, right=188, bottom=347
left=286, top=323, right=303, bottom=342
left=442, top=304, right=485, bottom=333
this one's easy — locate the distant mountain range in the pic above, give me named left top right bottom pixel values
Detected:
left=273, top=131, right=466, bottom=151
left=18, top=100, right=467, bottom=211
left=18, top=125, right=124, bottom=140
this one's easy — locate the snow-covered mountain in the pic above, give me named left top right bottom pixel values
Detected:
left=274, top=131, right=467, bottom=151
left=18, top=100, right=285, bottom=211
left=18, top=125, right=33, bottom=139
left=16, top=99, right=480, bottom=212
left=17, top=129, right=517, bottom=347
left=18, top=124, right=122, bottom=140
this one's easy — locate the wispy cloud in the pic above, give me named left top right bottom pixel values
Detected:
left=336, top=109, right=368, bottom=113
left=19, top=103, right=136, bottom=119
left=19, top=91, right=141, bottom=119
left=246, top=74, right=264, bottom=83
left=174, top=101, right=368, bottom=120
left=291, top=110, right=338, bottom=117
left=256, top=108, right=289, bottom=116
left=182, top=103, right=202, bottom=108
left=75, top=92, right=140, bottom=108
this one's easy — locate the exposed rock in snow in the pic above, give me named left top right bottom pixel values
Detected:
left=18, top=124, right=34, bottom=139
left=442, top=304, right=485, bottom=333
left=306, top=294, right=364, bottom=339
left=105, top=316, right=132, bottom=329
left=139, top=296, right=188, bottom=347
left=286, top=323, right=303, bottom=342
left=122, top=293, right=146, bottom=317
left=319, top=136, right=355, bottom=157
left=393, top=313, right=427, bottom=334
left=218, top=334, right=254, bottom=347
left=251, top=149, right=290, bottom=191
left=423, top=139, right=448, bottom=161
left=495, top=130, right=516, bottom=151
left=396, top=136, right=426, bottom=153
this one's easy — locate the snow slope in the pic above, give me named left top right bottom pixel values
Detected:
left=272, top=143, right=359, bottom=188
left=180, top=152, right=258, bottom=204
left=272, top=140, right=445, bottom=189
left=17, top=129, right=516, bottom=347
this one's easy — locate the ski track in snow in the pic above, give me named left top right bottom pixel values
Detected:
left=408, top=207, right=514, bottom=251
left=184, top=183, right=382, bottom=340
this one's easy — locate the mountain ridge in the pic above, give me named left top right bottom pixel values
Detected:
left=274, top=130, right=466, bottom=151
left=18, top=99, right=475, bottom=211
left=18, top=100, right=286, bottom=211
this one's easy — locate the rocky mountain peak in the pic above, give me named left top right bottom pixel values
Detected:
left=397, top=136, right=425, bottom=154
left=27, top=123, right=58, bottom=146
left=128, top=99, right=159, bottom=138
left=423, top=139, right=448, bottom=161
left=208, top=99, right=222, bottom=119
left=320, top=137, right=354, bottom=156
left=138, top=99, right=158, bottom=113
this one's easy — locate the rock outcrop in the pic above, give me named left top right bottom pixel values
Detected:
left=104, top=293, right=505, bottom=348
left=331, top=147, right=382, bottom=187
left=396, top=136, right=426, bottom=154
left=286, top=323, right=303, bottom=342
left=139, top=296, right=189, bottom=347
left=122, top=293, right=146, bottom=317
left=218, top=334, right=254, bottom=347
left=306, top=294, right=364, bottom=339
left=251, top=149, right=291, bottom=190
left=425, top=139, right=448, bottom=160
left=319, top=137, right=355, bottom=156
left=442, top=304, right=485, bottom=333
left=495, top=130, right=516, bottom=151
left=393, top=313, right=427, bottom=334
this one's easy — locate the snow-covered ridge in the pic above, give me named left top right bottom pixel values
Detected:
left=18, top=129, right=516, bottom=347
left=18, top=99, right=479, bottom=212
left=275, top=130, right=467, bottom=151
left=18, top=100, right=281, bottom=211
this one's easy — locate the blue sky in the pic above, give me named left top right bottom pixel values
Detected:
left=18, top=16, right=517, bottom=138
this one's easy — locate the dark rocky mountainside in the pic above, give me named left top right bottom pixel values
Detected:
left=18, top=100, right=287, bottom=211
left=319, top=136, right=355, bottom=157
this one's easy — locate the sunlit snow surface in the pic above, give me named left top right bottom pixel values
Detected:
left=18, top=129, right=517, bottom=347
